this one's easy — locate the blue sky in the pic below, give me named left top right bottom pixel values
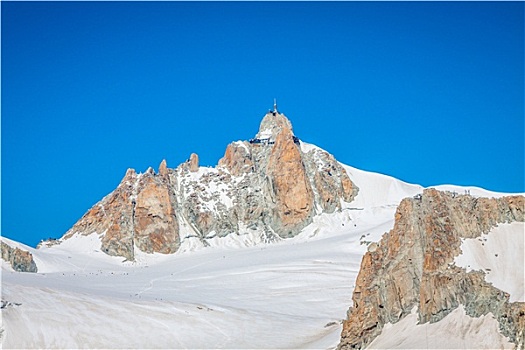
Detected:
left=2, top=2, right=524, bottom=247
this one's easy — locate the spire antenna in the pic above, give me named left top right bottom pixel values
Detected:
left=273, top=98, right=278, bottom=113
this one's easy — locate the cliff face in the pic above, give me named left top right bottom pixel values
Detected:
left=266, top=119, right=314, bottom=237
left=55, top=111, right=358, bottom=259
left=338, top=189, right=525, bottom=349
left=1, top=241, right=38, bottom=273
left=61, top=167, right=180, bottom=261
left=183, top=112, right=358, bottom=241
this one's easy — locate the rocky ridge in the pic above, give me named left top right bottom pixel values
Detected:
left=1, top=241, right=38, bottom=273
left=53, top=110, right=358, bottom=259
left=338, top=189, right=525, bottom=349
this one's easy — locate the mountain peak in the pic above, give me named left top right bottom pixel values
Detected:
left=55, top=106, right=359, bottom=259
left=254, top=110, right=294, bottom=142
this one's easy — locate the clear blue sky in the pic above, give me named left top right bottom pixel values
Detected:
left=2, top=2, right=524, bottom=247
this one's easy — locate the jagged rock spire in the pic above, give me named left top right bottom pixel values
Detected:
left=59, top=106, right=359, bottom=257
left=255, top=109, right=294, bottom=142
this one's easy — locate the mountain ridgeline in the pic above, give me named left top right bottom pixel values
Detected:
left=51, top=111, right=358, bottom=260
left=3, top=107, right=525, bottom=349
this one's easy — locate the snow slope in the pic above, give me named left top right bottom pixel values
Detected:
left=368, top=305, right=513, bottom=349
left=1, top=159, right=521, bottom=349
left=2, top=226, right=371, bottom=348
left=368, top=223, right=524, bottom=349
left=455, top=222, right=524, bottom=302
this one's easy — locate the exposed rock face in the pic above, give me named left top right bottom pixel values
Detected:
left=304, top=147, right=358, bottom=213
left=189, top=153, right=199, bottom=172
left=62, top=168, right=136, bottom=260
left=338, top=189, right=525, bottom=349
left=56, top=110, right=358, bottom=258
left=213, top=112, right=358, bottom=239
left=158, top=159, right=168, bottom=177
left=132, top=172, right=179, bottom=254
left=266, top=124, right=314, bottom=236
left=62, top=168, right=180, bottom=261
left=256, top=112, right=292, bottom=140
left=1, top=242, right=38, bottom=273
left=218, top=142, right=253, bottom=176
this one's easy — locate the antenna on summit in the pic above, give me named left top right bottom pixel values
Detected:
left=273, top=98, right=278, bottom=113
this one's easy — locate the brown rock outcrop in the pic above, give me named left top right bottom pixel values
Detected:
left=61, top=167, right=180, bottom=261
left=218, top=142, right=253, bottom=176
left=63, top=168, right=136, bottom=260
left=158, top=159, right=168, bottom=177
left=1, top=241, right=38, bottom=273
left=305, top=148, right=359, bottom=213
left=215, top=111, right=358, bottom=239
left=189, top=153, right=199, bottom=172
left=256, top=112, right=293, bottom=140
left=267, top=124, right=314, bottom=237
left=133, top=173, right=180, bottom=254
left=58, top=108, right=358, bottom=258
left=219, top=112, right=358, bottom=238
left=338, top=189, right=525, bottom=349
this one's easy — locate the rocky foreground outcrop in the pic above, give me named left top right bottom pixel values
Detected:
left=1, top=241, right=38, bottom=273
left=338, top=189, right=525, bottom=349
left=54, top=110, right=358, bottom=259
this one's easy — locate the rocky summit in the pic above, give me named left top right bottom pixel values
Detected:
left=55, top=109, right=359, bottom=260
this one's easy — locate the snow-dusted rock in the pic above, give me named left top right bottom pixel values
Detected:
left=266, top=120, right=314, bottom=237
left=338, top=189, right=525, bottom=349
left=133, top=171, right=180, bottom=255
left=218, top=141, right=253, bottom=176
left=3, top=131, right=523, bottom=349
left=189, top=153, right=199, bottom=172
left=158, top=158, right=168, bottom=177
left=1, top=241, right=37, bottom=273
left=55, top=111, right=359, bottom=258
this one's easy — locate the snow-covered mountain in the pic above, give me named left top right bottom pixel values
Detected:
left=1, top=109, right=523, bottom=349
left=44, top=110, right=359, bottom=261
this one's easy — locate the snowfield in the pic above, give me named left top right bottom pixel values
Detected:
left=2, top=223, right=371, bottom=349
left=1, top=160, right=521, bottom=349
left=368, top=305, right=514, bottom=349
left=455, top=221, right=525, bottom=303
left=369, top=219, right=524, bottom=349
